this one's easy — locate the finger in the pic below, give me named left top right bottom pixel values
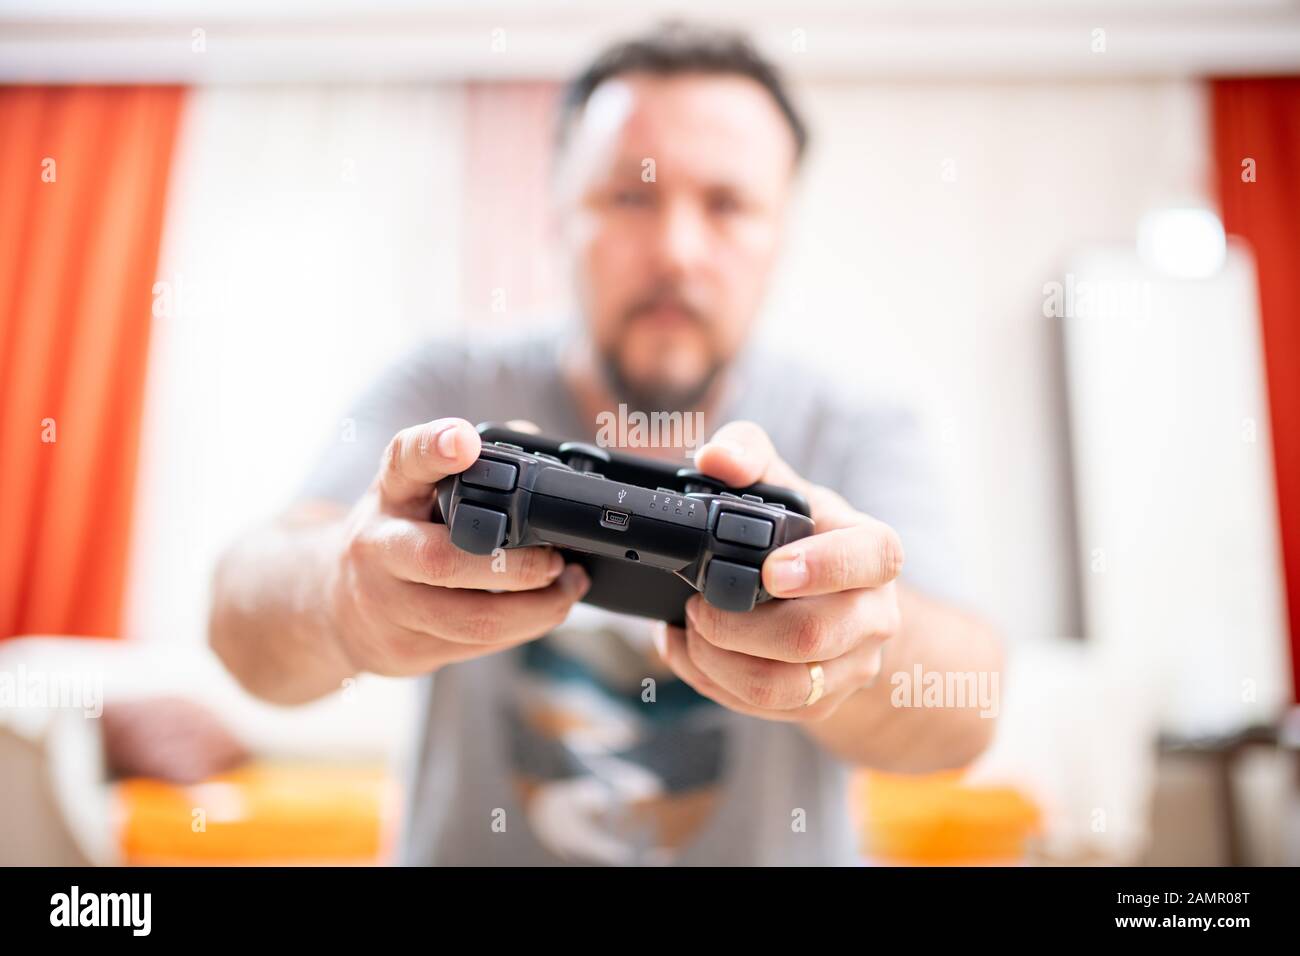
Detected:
left=683, top=617, right=883, bottom=712
left=342, top=618, right=511, bottom=675
left=389, top=565, right=590, bottom=645
left=365, top=518, right=564, bottom=591
left=693, top=422, right=862, bottom=531
left=685, top=589, right=896, bottom=663
left=377, top=418, right=481, bottom=514
left=763, top=522, right=905, bottom=598
left=656, top=624, right=858, bottom=722
left=655, top=624, right=742, bottom=705
left=693, top=420, right=807, bottom=492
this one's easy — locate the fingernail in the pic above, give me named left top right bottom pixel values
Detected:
left=652, top=622, right=668, bottom=659
left=767, top=549, right=807, bottom=594
left=436, top=423, right=460, bottom=457
left=547, top=551, right=565, bottom=579
left=706, top=440, right=744, bottom=460
left=560, top=564, right=590, bottom=598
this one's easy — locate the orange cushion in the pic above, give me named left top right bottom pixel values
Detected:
left=115, top=762, right=398, bottom=865
left=853, top=769, right=1041, bottom=865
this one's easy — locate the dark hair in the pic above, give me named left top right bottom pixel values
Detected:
left=557, top=21, right=809, bottom=163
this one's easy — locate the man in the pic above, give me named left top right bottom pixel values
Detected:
left=210, top=24, right=1002, bottom=866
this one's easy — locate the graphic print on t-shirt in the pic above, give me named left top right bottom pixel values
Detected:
left=504, top=610, right=729, bottom=865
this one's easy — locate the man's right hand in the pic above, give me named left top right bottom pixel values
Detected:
left=324, top=417, right=590, bottom=678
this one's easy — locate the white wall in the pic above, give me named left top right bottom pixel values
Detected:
left=765, top=78, right=1212, bottom=647
left=6, top=2, right=1300, bottom=83
left=1063, top=244, right=1290, bottom=734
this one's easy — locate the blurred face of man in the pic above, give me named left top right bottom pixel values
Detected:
left=555, top=72, right=798, bottom=412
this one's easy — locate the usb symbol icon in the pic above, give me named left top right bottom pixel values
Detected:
left=617, top=489, right=627, bottom=503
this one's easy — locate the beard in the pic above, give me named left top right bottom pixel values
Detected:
left=599, top=282, right=726, bottom=413
left=598, top=345, right=724, bottom=415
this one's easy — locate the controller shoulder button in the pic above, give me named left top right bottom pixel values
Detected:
left=716, top=512, right=775, bottom=549
left=558, top=441, right=612, bottom=474
left=704, top=559, right=761, bottom=612
left=675, top=468, right=726, bottom=495
left=462, top=458, right=518, bottom=492
left=450, top=503, right=508, bottom=555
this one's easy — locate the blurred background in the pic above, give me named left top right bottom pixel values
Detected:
left=1, top=0, right=1298, bottom=865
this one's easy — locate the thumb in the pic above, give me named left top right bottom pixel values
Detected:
left=693, top=420, right=808, bottom=493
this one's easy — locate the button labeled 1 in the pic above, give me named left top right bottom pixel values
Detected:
left=462, top=458, right=518, bottom=492
left=716, top=512, right=774, bottom=549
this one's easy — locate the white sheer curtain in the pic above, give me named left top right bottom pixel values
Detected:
left=125, top=85, right=465, bottom=647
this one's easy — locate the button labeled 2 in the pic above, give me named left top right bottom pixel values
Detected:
left=450, top=503, right=508, bottom=555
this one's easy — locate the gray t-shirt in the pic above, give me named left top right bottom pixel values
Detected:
left=300, top=327, right=967, bottom=866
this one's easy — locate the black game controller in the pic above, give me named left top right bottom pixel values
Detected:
left=433, top=423, right=815, bottom=627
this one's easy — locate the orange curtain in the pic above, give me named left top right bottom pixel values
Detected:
left=0, top=86, right=184, bottom=640
left=1211, top=77, right=1300, bottom=701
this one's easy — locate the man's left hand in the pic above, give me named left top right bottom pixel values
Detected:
left=655, top=421, right=905, bottom=722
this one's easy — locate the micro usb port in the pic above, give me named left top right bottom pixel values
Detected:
left=601, top=509, right=630, bottom=529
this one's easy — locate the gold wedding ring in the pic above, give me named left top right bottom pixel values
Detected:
left=804, top=663, right=826, bottom=707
